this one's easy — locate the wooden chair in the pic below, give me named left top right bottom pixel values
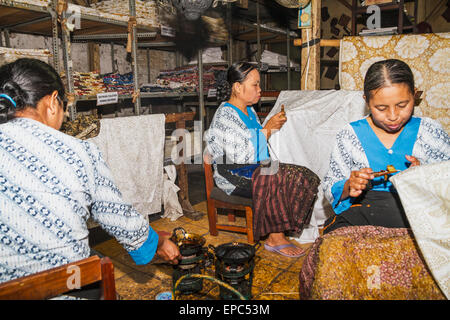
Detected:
left=203, top=152, right=255, bottom=244
left=0, top=256, right=116, bottom=300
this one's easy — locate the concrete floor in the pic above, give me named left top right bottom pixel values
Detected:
left=90, top=167, right=313, bottom=300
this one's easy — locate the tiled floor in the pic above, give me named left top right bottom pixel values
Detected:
left=92, top=200, right=313, bottom=300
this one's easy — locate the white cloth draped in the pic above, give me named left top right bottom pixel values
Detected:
left=89, top=114, right=165, bottom=220
left=391, top=160, right=450, bottom=299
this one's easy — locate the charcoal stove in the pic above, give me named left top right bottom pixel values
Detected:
left=170, top=227, right=210, bottom=294
left=209, top=242, right=260, bottom=300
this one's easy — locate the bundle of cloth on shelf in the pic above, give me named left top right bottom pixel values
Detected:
left=0, top=47, right=51, bottom=67
left=90, top=0, right=161, bottom=28
left=188, top=47, right=227, bottom=65
left=260, top=49, right=300, bottom=68
left=102, top=72, right=134, bottom=95
left=59, top=71, right=136, bottom=97
left=8, top=0, right=49, bottom=7
left=140, top=84, right=173, bottom=93
left=61, top=71, right=107, bottom=96
left=60, top=114, right=100, bottom=140
left=143, top=65, right=226, bottom=93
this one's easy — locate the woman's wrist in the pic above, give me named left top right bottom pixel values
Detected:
left=340, top=180, right=350, bottom=200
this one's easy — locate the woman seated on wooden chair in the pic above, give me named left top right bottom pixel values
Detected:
left=205, top=62, right=320, bottom=258
left=0, top=59, right=181, bottom=287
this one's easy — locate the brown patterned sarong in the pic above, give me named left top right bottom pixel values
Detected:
left=251, top=163, right=320, bottom=241
left=299, top=226, right=445, bottom=300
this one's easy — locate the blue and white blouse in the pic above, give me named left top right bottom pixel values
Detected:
left=205, top=102, right=269, bottom=195
left=0, top=118, right=158, bottom=283
left=323, top=116, right=450, bottom=214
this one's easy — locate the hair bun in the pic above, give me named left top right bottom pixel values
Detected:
left=0, top=80, right=25, bottom=124
left=1, top=80, right=25, bottom=109
left=216, top=80, right=231, bottom=102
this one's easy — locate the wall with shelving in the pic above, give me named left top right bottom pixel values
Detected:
left=97, top=44, right=176, bottom=84
left=7, top=32, right=179, bottom=97
left=266, top=41, right=301, bottom=91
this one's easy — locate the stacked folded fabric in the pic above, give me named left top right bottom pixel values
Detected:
left=61, top=71, right=107, bottom=96
left=90, top=0, right=160, bottom=28
left=149, top=65, right=226, bottom=93
left=140, top=84, right=173, bottom=93
left=102, top=72, right=134, bottom=95
left=260, top=49, right=300, bottom=68
left=0, top=47, right=51, bottom=66
left=188, top=47, right=226, bottom=65
left=11, top=0, right=50, bottom=7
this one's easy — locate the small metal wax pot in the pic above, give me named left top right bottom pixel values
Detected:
left=170, top=227, right=209, bottom=294
left=208, top=241, right=260, bottom=300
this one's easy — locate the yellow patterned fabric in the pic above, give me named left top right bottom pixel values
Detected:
left=391, top=160, right=450, bottom=299
left=339, top=33, right=450, bottom=133
left=299, top=226, right=445, bottom=300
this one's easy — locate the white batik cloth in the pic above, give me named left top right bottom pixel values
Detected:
left=391, top=160, right=450, bottom=299
left=89, top=114, right=165, bottom=218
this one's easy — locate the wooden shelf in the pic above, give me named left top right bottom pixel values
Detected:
left=351, top=0, right=418, bottom=35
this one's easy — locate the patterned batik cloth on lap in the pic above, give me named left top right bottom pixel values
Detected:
left=251, top=163, right=320, bottom=242
left=299, top=225, right=445, bottom=300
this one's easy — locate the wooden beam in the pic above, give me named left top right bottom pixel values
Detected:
left=416, top=0, right=426, bottom=23
left=164, top=111, right=195, bottom=123
left=261, top=91, right=280, bottom=97
left=88, top=43, right=100, bottom=72
left=294, top=38, right=341, bottom=47
left=301, top=0, right=321, bottom=90
left=336, top=0, right=352, bottom=11
left=164, top=111, right=197, bottom=215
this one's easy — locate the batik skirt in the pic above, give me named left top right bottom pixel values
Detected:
left=218, top=162, right=321, bottom=241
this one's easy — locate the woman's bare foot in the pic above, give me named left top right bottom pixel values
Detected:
left=265, top=232, right=304, bottom=257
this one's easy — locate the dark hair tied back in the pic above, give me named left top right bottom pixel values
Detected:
left=364, top=59, right=415, bottom=103
left=0, top=58, right=65, bottom=124
left=216, top=61, right=257, bottom=103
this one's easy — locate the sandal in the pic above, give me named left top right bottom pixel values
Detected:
left=264, top=243, right=306, bottom=258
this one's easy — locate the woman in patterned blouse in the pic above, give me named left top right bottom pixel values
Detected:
left=322, top=59, right=450, bottom=234
left=0, top=59, right=180, bottom=287
left=205, top=62, right=320, bottom=258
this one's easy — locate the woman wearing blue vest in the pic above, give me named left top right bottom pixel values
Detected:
left=0, top=59, right=181, bottom=288
left=322, top=59, right=450, bottom=234
left=205, top=62, right=320, bottom=257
